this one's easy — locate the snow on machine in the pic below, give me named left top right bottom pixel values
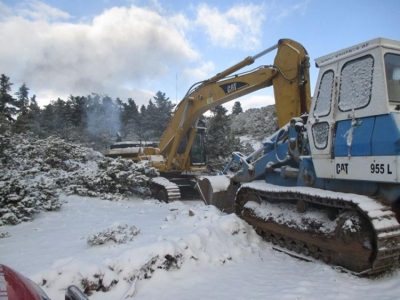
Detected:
left=197, top=37, right=400, bottom=275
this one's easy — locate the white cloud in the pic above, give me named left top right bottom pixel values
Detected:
left=0, top=1, right=309, bottom=108
left=16, top=0, right=71, bottom=21
left=273, top=0, right=310, bottom=22
left=183, top=61, right=215, bottom=83
left=195, top=3, right=266, bottom=50
left=0, top=4, right=199, bottom=106
left=223, top=93, right=275, bottom=112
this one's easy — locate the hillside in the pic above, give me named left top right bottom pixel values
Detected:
left=231, top=105, right=277, bottom=150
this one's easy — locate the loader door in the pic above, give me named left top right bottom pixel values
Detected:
left=308, top=68, right=336, bottom=158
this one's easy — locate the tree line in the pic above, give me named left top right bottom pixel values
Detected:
left=0, top=74, right=176, bottom=149
left=0, top=73, right=246, bottom=168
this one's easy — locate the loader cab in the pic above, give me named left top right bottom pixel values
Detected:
left=308, top=38, right=400, bottom=183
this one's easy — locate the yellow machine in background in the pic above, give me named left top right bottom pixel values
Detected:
left=104, top=141, right=159, bottom=161
left=157, top=39, right=311, bottom=173
left=106, top=39, right=312, bottom=201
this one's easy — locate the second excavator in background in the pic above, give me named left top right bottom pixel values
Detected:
left=146, top=38, right=311, bottom=201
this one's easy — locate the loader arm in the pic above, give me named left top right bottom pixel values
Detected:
left=158, top=39, right=311, bottom=172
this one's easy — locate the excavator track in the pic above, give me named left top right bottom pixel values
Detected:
left=150, top=177, right=181, bottom=202
left=236, top=181, right=400, bottom=276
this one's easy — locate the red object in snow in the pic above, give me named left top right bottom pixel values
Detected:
left=0, top=264, right=50, bottom=300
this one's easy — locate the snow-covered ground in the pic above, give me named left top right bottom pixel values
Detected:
left=1, top=195, right=400, bottom=300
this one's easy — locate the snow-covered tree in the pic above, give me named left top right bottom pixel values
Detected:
left=13, top=83, right=31, bottom=132
left=121, top=98, right=140, bottom=139
left=15, top=83, right=29, bottom=114
left=232, top=101, right=243, bottom=115
left=153, top=91, right=174, bottom=138
left=205, top=105, right=241, bottom=170
left=0, top=74, right=16, bottom=122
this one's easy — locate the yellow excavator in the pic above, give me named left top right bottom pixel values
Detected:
left=146, top=38, right=311, bottom=201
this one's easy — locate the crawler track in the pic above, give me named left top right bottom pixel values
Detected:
left=236, top=182, right=400, bottom=276
left=150, top=177, right=181, bottom=202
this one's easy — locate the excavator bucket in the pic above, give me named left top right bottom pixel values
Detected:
left=196, top=175, right=238, bottom=213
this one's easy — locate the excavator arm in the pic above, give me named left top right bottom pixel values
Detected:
left=158, top=39, right=311, bottom=172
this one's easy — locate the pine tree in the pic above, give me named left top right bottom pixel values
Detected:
left=53, top=98, right=72, bottom=139
left=143, top=100, right=158, bottom=139
left=68, top=95, right=87, bottom=129
left=14, top=83, right=30, bottom=132
left=0, top=74, right=17, bottom=122
left=153, top=91, right=174, bottom=138
left=26, top=95, right=42, bottom=135
left=232, top=101, right=243, bottom=115
left=205, top=105, right=241, bottom=170
left=15, top=83, right=30, bottom=114
left=137, top=104, right=147, bottom=140
left=121, top=98, right=139, bottom=139
left=85, top=94, right=121, bottom=147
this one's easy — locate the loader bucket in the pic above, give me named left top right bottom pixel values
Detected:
left=196, top=175, right=238, bottom=213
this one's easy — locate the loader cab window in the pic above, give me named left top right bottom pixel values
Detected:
left=312, top=122, right=329, bottom=149
left=314, top=70, right=334, bottom=117
left=338, top=55, right=374, bottom=111
left=385, top=53, right=400, bottom=102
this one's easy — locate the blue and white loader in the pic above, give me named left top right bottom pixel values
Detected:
left=198, top=38, right=400, bottom=275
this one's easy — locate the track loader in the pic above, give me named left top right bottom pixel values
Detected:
left=197, top=37, right=400, bottom=275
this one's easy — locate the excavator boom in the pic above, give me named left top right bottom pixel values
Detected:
left=158, top=39, right=311, bottom=172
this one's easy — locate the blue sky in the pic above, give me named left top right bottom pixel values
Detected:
left=0, top=0, right=399, bottom=111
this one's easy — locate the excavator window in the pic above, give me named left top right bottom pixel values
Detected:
left=385, top=53, right=400, bottom=102
left=191, top=129, right=206, bottom=165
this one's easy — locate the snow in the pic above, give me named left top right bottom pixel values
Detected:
left=151, top=176, right=177, bottom=188
left=312, top=122, right=329, bottom=149
left=245, top=200, right=338, bottom=234
left=0, top=132, right=157, bottom=226
left=2, top=194, right=400, bottom=300
left=231, top=105, right=277, bottom=142
left=339, top=56, right=374, bottom=111
left=197, top=175, right=231, bottom=192
left=239, top=134, right=263, bottom=150
left=241, top=181, right=393, bottom=215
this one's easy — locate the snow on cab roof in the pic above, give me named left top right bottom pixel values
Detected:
left=315, top=37, right=400, bottom=67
